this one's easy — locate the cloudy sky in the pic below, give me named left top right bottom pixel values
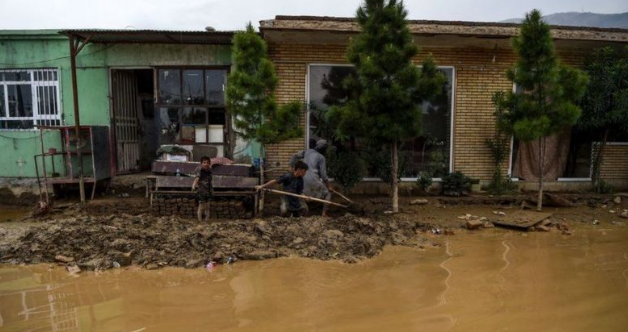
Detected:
left=0, top=0, right=626, bottom=31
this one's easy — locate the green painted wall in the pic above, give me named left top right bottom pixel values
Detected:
left=0, top=30, right=233, bottom=178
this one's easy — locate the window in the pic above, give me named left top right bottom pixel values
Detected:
left=307, top=64, right=454, bottom=179
left=0, top=69, right=61, bottom=129
left=156, top=68, right=228, bottom=156
left=401, top=68, right=454, bottom=178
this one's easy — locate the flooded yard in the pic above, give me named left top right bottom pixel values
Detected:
left=1, top=226, right=627, bottom=332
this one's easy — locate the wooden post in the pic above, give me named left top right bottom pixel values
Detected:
left=69, top=34, right=85, bottom=203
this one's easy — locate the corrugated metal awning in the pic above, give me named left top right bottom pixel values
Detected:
left=60, top=29, right=234, bottom=45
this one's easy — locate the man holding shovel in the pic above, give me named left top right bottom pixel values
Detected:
left=289, top=139, right=332, bottom=217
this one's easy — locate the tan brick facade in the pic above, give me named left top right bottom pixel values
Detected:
left=264, top=39, right=624, bottom=186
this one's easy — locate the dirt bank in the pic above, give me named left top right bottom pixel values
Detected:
left=0, top=213, right=436, bottom=271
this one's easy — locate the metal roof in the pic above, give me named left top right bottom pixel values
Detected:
left=60, top=29, right=234, bottom=45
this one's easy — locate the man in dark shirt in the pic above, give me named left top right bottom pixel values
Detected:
left=255, top=161, right=309, bottom=217
left=192, top=156, right=213, bottom=221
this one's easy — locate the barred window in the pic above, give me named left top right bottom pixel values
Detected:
left=0, top=69, right=62, bottom=129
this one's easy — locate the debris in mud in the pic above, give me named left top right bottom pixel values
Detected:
left=466, top=219, right=483, bottom=230
left=614, top=196, right=622, bottom=205
left=620, top=210, right=628, bottom=219
left=2, top=213, right=435, bottom=271
left=55, top=255, right=74, bottom=263
left=493, top=211, right=506, bottom=216
left=556, top=222, right=573, bottom=235
left=410, top=199, right=429, bottom=205
left=66, top=265, right=81, bottom=275
left=544, top=193, right=575, bottom=207
left=492, top=211, right=552, bottom=230
left=458, top=214, right=479, bottom=220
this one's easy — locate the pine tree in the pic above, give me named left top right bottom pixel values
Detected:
left=226, top=23, right=303, bottom=214
left=579, top=47, right=628, bottom=191
left=329, top=0, right=445, bottom=213
left=493, top=9, right=588, bottom=211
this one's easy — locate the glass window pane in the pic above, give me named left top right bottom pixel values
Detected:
left=181, top=107, right=206, bottom=125
left=0, top=87, right=4, bottom=115
left=181, top=107, right=207, bottom=143
left=205, top=70, right=226, bottom=106
left=308, top=66, right=356, bottom=140
left=0, top=120, right=34, bottom=129
left=158, top=69, right=181, bottom=105
left=4, top=71, right=30, bottom=82
left=401, top=68, right=453, bottom=177
left=37, top=86, right=58, bottom=116
left=158, top=107, right=180, bottom=144
left=7, top=85, right=33, bottom=118
left=209, top=110, right=225, bottom=125
left=183, top=70, right=204, bottom=105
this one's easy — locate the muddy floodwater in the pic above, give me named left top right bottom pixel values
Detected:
left=1, top=227, right=627, bottom=332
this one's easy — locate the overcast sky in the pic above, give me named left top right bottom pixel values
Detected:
left=0, top=0, right=626, bottom=31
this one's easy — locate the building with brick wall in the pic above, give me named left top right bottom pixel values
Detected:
left=259, top=16, right=628, bottom=192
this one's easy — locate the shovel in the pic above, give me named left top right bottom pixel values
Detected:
left=330, top=188, right=354, bottom=204
left=262, top=188, right=348, bottom=208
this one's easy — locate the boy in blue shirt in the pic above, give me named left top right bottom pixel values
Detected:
left=256, top=161, right=309, bottom=217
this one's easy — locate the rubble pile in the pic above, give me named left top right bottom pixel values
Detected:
left=1, top=213, right=434, bottom=271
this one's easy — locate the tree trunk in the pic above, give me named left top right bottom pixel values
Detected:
left=258, top=144, right=265, bottom=216
left=592, top=129, right=609, bottom=188
left=392, top=140, right=399, bottom=213
left=537, top=137, right=545, bottom=212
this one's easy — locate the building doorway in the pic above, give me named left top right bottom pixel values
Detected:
left=110, top=68, right=156, bottom=174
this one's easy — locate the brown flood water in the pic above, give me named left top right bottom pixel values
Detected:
left=1, top=227, right=627, bottom=332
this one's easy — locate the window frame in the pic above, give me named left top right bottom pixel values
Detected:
left=0, top=68, right=62, bottom=130
left=306, top=63, right=456, bottom=182
left=155, top=66, right=229, bottom=151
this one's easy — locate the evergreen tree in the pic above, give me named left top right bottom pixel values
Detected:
left=330, top=0, right=445, bottom=213
left=493, top=9, right=588, bottom=211
left=579, top=47, right=628, bottom=191
left=227, top=23, right=303, bottom=214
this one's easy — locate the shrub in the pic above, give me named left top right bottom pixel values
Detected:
left=441, top=171, right=473, bottom=197
left=592, top=180, right=615, bottom=194
left=328, top=149, right=365, bottom=192
left=485, top=166, right=518, bottom=195
left=416, top=171, right=433, bottom=193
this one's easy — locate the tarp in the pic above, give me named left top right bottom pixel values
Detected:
left=513, top=129, right=571, bottom=181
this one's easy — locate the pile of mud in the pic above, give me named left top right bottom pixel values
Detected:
left=1, top=214, right=435, bottom=270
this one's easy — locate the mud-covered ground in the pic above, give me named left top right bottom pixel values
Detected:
left=1, top=193, right=626, bottom=272
left=0, top=213, right=437, bottom=271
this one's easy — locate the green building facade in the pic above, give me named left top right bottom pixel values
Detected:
left=0, top=29, right=256, bottom=179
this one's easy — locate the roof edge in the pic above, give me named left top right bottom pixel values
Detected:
left=268, top=15, right=628, bottom=33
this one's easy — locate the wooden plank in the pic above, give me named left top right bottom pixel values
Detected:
left=212, top=164, right=252, bottom=176
left=155, top=176, right=195, bottom=188
left=152, top=161, right=198, bottom=174
left=492, top=211, right=553, bottom=229
left=213, top=175, right=257, bottom=188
